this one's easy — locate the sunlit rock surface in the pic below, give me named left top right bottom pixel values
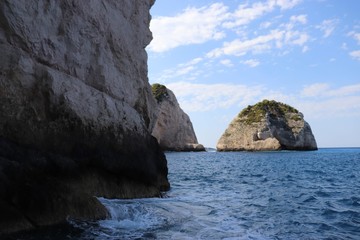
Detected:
left=151, top=84, right=205, bottom=151
left=217, top=100, right=317, bottom=151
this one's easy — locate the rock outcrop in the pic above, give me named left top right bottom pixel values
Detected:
left=217, top=100, right=317, bottom=151
left=151, top=84, right=205, bottom=151
left=0, top=0, right=169, bottom=234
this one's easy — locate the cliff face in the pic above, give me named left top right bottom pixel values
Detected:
left=0, top=0, right=169, bottom=234
left=217, top=100, right=317, bottom=151
left=151, top=84, right=205, bottom=151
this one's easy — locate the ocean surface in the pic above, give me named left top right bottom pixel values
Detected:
left=7, top=148, right=360, bottom=240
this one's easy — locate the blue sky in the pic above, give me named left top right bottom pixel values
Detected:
left=146, top=0, right=360, bottom=148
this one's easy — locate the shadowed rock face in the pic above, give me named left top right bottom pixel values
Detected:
left=0, top=0, right=169, bottom=234
left=151, top=84, right=205, bottom=152
left=217, top=100, right=317, bottom=151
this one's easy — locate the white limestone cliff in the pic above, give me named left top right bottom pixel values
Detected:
left=151, top=84, right=205, bottom=151
left=0, top=0, right=169, bottom=234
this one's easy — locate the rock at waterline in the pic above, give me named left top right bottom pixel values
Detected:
left=217, top=100, right=317, bottom=151
left=151, top=84, right=205, bottom=151
left=0, top=0, right=169, bottom=234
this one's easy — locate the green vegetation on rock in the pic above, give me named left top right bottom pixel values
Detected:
left=290, top=114, right=302, bottom=121
left=151, top=83, right=168, bottom=102
left=238, top=99, right=299, bottom=125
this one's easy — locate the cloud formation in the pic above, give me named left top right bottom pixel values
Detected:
left=316, top=19, right=338, bottom=38
left=207, top=30, right=282, bottom=58
left=166, top=81, right=265, bottom=112
left=349, top=50, right=360, bottom=61
left=223, top=1, right=276, bottom=29
left=220, top=59, right=234, bottom=67
left=301, top=83, right=330, bottom=97
left=348, top=31, right=360, bottom=44
left=148, top=3, right=228, bottom=52
left=166, top=81, right=360, bottom=122
left=206, top=24, right=309, bottom=59
left=148, top=0, right=304, bottom=53
left=241, top=59, right=260, bottom=67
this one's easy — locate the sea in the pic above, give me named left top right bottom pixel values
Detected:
left=7, top=148, right=360, bottom=240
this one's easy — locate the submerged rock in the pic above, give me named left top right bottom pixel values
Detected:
left=0, top=0, right=169, bottom=234
left=217, top=100, right=317, bottom=151
left=151, top=84, right=205, bottom=151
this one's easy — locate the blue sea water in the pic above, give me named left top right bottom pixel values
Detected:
left=8, top=148, right=360, bottom=239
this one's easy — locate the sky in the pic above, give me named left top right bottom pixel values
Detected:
left=146, top=0, right=360, bottom=148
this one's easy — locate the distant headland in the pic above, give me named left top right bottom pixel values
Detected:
left=151, top=84, right=205, bottom=152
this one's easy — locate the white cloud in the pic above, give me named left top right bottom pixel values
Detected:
left=207, top=25, right=308, bottom=58
left=297, top=84, right=360, bottom=119
left=290, top=14, right=307, bottom=24
left=180, top=57, right=203, bottom=66
left=326, top=84, right=360, bottom=97
left=350, top=50, right=360, bottom=61
left=348, top=31, right=360, bottom=45
left=223, top=1, right=276, bottom=29
left=149, top=0, right=305, bottom=53
left=154, top=11, right=310, bottom=82
left=223, top=0, right=303, bottom=29
left=175, top=66, right=195, bottom=76
left=165, top=81, right=360, bottom=122
left=241, top=59, right=260, bottom=67
left=285, top=31, right=309, bottom=45
left=298, top=96, right=360, bottom=119
left=301, top=83, right=330, bottom=97
left=220, top=59, right=234, bottom=67
left=154, top=57, right=204, bottom=82
left=302, top=83, right=360, bottom=98
left=276, top=0, right=303, bottom=10
left=148, top=3, right=228, bottom=52
left=207, top=30, right=284, bottom=58
left=166, top=82, right=265, bottom=112
left=316, top=19, right=338, bottom=38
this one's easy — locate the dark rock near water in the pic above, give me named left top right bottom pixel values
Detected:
left=0, top=0, right=169, bottom=234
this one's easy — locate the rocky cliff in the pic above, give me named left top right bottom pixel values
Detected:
left=151, top=84, right=205, bottom=151
left=217, top=100, right=317, bottom=151
left=0, top=0, right=169, bottom=234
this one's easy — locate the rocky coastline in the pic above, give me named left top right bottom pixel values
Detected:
left=0, top=0, right=169, bottom=234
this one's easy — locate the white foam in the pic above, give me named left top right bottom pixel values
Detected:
left=98, top=198, right=162, bottom=231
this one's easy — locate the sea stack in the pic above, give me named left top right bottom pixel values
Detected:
left=151, top=84, right=205, bottom=151
left=217, top=100, right=317, bottom=151
left=0, top=0, right=169, bottom=234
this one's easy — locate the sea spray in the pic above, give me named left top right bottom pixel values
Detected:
left=9, top=149, right=360, bottom=239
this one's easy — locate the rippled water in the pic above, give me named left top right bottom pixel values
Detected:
left=8, top=148, right=360, bottom=239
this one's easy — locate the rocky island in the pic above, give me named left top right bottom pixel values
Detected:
left=0, top=0, right=169, bottom=234
left=217, top=100, right=317, bottom=151
left=151, top=84, right=205, bottom=151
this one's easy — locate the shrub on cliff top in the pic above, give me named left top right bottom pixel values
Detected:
left=238, top=99, right=299, bottom=124
left=151, top=83, right=168, bottom=102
